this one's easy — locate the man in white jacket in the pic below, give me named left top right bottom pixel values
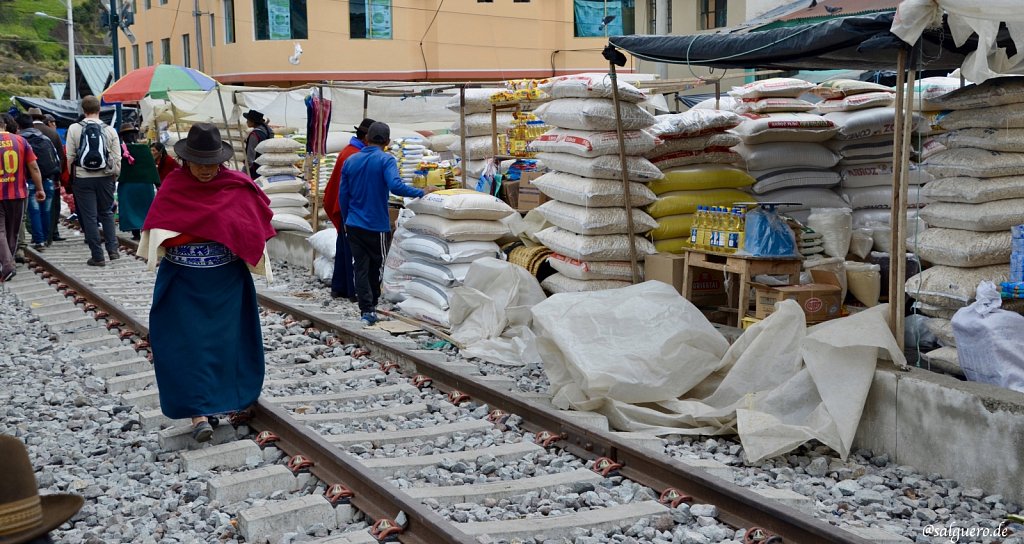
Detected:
left=65, top=95, right=121, bottom=266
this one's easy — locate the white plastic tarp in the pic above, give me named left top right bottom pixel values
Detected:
left=532, top=281, right=905, bottom=463
left=952, top=281, right=1024, bottom=392
left=892, top=0, right=1024, bottom=82
left=448, top=258, right=547, bottom=367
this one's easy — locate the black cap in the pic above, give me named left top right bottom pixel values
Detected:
left=367, top=121, right=390, bottom=145
left=354, top=118, right=376, bottom=138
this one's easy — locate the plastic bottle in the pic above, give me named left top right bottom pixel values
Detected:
left=728, top=209, right=745, bottom=252
left=690, top=206, right=704, bottom=247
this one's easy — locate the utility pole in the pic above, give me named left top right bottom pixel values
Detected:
left=109, top=0, right=121, bottom=129
left=194, top=0, right=205, bottom=71
left=655, top=0, right=668, bottom=80
left=67, top=0, right=77, bottom=101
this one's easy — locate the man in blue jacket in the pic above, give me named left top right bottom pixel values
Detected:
left=340, top=121, right=435, bottom=326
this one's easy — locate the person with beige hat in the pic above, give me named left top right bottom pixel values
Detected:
left=0, top=435, right=83, bottom=543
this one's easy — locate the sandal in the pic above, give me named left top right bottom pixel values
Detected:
left=191, top=421, right=214, bottom=443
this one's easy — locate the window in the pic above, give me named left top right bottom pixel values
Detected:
left=646, top=0, right=671, bottom=34
left=349, top=0, right=392, bottom=40
left=144, top=0, right=151, bottom=10
left=131, top=0, right=138, bottom=14
left=573, top=0, right=635, bottom=37
left=145, top=41, right=154, bottom=66
left=477, top=0, right=493, bottom=3
left=223, top=0, right=236, bottom=43
left=119, top=47, right=127, bottom=74
left=182, top=34, right=191, bottom=67
left=131, top=44, right=139, bottom=69
left=160, top=38, right=170, bottom=63
left=159, top=0, right=167, bottom=5
left=209, top=14, right=216, bottom=46
left=513, top=0, right=530, bottom=2
left=699, top=0, right=726, bottom=29
left=254, top=0, right=308, bottom=40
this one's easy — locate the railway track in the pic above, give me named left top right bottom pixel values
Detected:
left=9, top=232, right=873, bottom=544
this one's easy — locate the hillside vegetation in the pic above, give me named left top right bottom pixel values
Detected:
left=0, top=0, right=109, bottom=105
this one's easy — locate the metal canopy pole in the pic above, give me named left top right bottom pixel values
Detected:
left=608, top=56, right=641, bottom=284
left=215, top=88, right=240, bottom=171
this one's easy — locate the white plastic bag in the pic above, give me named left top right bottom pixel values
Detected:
left=952, top=281, right=1024, bottom=392
left=307, top=228, right=338, bottom=259
left=808, top=208, right=852, bottom=258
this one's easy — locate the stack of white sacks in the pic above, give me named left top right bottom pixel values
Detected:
left=445, top=89, right=529, bottom=182
left=906, top=77, right=1024, bottom=372
left=253, top=137, right=312, bottom=234
left=642, top=110, right=751, bottom=253
left=528, top=75, right=661, bottom=294
left=392, top=190, right=514, bottom=328
left=390, top=138, right=430, bottom=185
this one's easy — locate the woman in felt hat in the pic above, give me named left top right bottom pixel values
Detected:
left=115, top=123, right=159, bottom=240
left=0, top=435, right=83, bottom=543
left=243, top=109, right=273, bottom=180
left=139, top=123, right=276, bottom=442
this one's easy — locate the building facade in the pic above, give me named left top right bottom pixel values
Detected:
left=121, top=0, right=653, bottom=85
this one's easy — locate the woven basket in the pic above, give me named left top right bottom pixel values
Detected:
left=506, top=244, right=552, bottom=276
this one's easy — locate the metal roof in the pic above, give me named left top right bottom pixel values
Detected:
left=75, top=55, right=114, bottom=96
left=49, top=82, right=67, bottom=99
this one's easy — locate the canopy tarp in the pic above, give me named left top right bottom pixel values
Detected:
left=609, top=11, right=1014, bottom=72
left=13, top=97, right=137, bottom=129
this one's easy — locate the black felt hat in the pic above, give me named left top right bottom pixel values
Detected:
left=243, top=110, right=266, bottom=125
left=173, top=123, right=233, bottom=165
left=354, top=118, right=376, bottom=138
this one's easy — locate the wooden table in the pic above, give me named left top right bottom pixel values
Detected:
left=681, top=248, right=802, bottom=326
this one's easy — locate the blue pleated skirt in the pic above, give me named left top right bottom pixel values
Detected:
left=149, top=253, right=264, bottom=420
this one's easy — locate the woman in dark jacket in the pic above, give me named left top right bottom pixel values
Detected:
left=115, top=124, right=159, bottom=240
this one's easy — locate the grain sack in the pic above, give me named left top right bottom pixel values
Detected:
left=643, top=133, right=741, bottom=158
left=922, top=175, right=1024, bottom=204
left=448, top=135, right=496, bottom=160
left=547, top=254, right=637, bottom=281
left=271, top=213, right=312, bottom=233
left=530, top=171, right=658, bottom=207
left=749, top=168, right=841, bottom=194
left=445, top=88, right=504, bottom=114
left=808, top=207, right=852, bottom=258
left=828, top=136, right=894, bottom=165
left=813, top=92, right=895, bottom=114
left=644, top=188, right=751, bottom=219
left=924, top=148, right=1024, bottom=178
left=909, top=228, right=1013, bottom=267
left=255, top=152, right=300, bottom=166
left=733, top=98, right=815, bottom=114
left=539, top=74, right=647, bottom=103
left=837, top=185, right=930, bottom=209
left=935, top=103, right=1024, bottom=130
left=648, top=147, right=741, bottom=170
left=812, top=79, right=893, bottom=99
left=654, top=237, right=691, bottom=254
left=839, top=162, right=932, bottom=188
left=915, top=302, right=958, bottom=320
left=650, top=214, right=695, bottom=240
left=853, top=208, right=926, bottom=230
left=928, top=77, right=1024, bottom=111
left=906, top=264, right=1010, bottom=308
left=404, top=214, right=509, bottom=242
left=257, top=165, right=302, bottom=177
left=536, top=200, right=658, bottom=235
left=825, top=108, right=916, bottom=140
left=649, top=165, right=754, bottom=193
left=307, top=228, right=337, bottom=258
left=843, top=261, right=880, bottom=307
left=530, top=128, right=658, bottom=157
left=399, top=236, right=502, bottom=264
left=536, top=152, right=663, bottom=182
left=915, top=111, right=946, bottom=136
left=405, top=189, right=515, bottom=221
left=541, top=273, right=631, bottom=294
left=451, top=112, right=516, bottom=137
left=397, top=259, right=471, bottom=287
left=850, top=228, right=874, bottom=259
left=257, top=175, right=305, bottom=194
left=268, top=193, right=309, bottom=208
left=692, top=96, right=739, bottom=111
left=735, top=142, right=840, bottom=170
left=533, top=99, right=656, bottom=131
left=648, top=110, right=743, bottom=139
left=427, top=133, right=459, bottom=152
left=398, top=295, right=451, bottom=328
left=925, top=318, right=957, bottom=347
left=404, top=278, right=453, bottom=310
left=535, top=226, right=656, bottom=262
left=756, top=188, right=850, bottom=213
left=908, top=77, right=961, bottom=110
left=916, top=137, right=947, bottom=162
left=272, top=206, right=309, bottom=218
left=940, top=128, right=1024, bottom=153
left=255, top=137, right=304, bottom=154
left=731, top=113, right=839, bottom=144
left=729, top=78, right=815, bottom=99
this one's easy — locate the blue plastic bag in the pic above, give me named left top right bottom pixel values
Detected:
left=744, top=206, right=797, bottom=257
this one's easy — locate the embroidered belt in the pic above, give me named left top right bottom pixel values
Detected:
left=164, top=242, right=238, bottom=268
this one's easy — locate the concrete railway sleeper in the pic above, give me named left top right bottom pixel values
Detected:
left=10, top=233, right=876, bottom=544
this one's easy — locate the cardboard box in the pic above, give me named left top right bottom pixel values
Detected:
left=689, top=270, right=727, bottom=307
left=753, top=270, right=842, bottom=322
left=388, top=206, right=400, bottom=232
left=516, top=171, right=549, bottom=211
left=644, top=253, right=687, bottom=293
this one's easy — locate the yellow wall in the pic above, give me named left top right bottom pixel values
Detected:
left=124, top=0, right=622, bottom=85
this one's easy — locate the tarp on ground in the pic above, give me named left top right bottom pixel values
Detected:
left=608, top=11, right=1015, bottom=73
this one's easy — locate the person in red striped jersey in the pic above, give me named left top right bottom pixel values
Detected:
left=0, top=113, right=45, bottom=282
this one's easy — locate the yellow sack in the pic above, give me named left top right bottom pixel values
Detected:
left=650, top=214, right=694, bottom=240
left=654, top=237, right=692, bottom=254
left=645, top=188, right=750, bottom=219
left=648, top=165, right=754, bottom=194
